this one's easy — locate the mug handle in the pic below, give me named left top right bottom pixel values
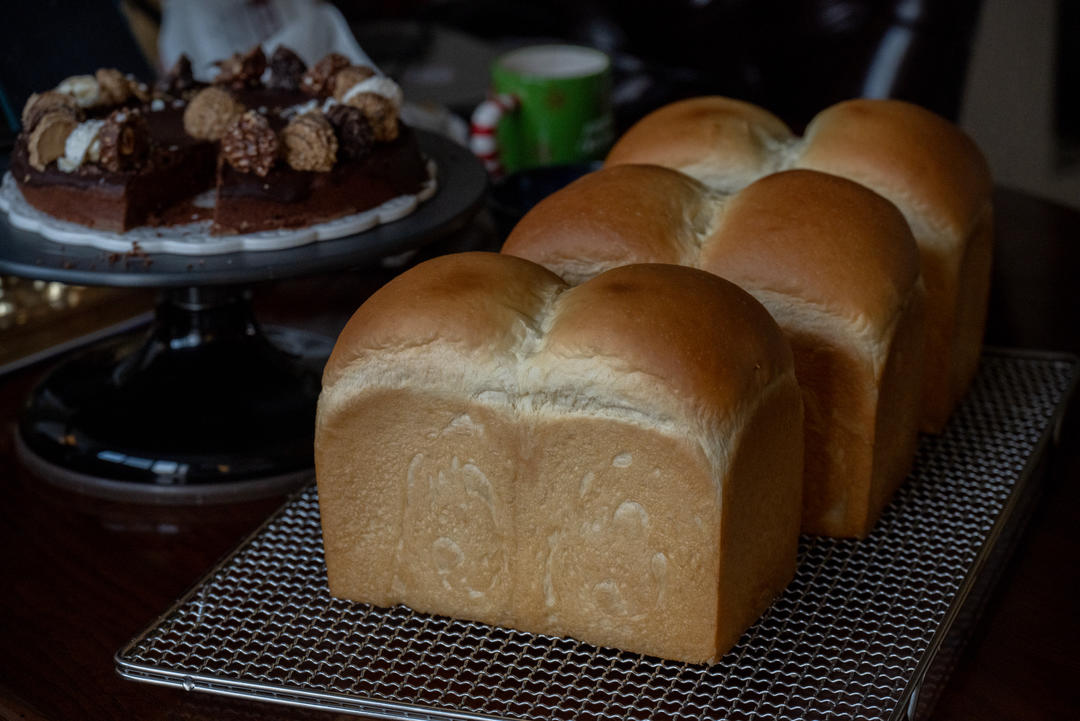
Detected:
left=469, top=93, right=520, bottom=177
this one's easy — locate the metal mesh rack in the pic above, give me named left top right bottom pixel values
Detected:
left=117, top=351, right=1077, bottom=721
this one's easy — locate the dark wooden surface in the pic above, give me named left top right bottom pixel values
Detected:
left=1, top=189, right=1079, bottom=721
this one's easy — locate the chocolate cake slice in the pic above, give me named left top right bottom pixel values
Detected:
left=213, top=123, right=428, bottom=234
left=10, top=105, right=216, bottom=232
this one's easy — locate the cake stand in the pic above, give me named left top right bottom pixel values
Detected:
left=0, top=131, right=488, bottom=504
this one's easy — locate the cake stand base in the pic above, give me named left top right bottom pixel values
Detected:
left=16, top=286, right=333, bottom=504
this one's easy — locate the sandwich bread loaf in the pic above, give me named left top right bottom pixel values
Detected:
left=315, top=252, right=804, bottom=663
left=503, top=165, right=925, bottom=538
left=606, top=97, right=992, bottom=432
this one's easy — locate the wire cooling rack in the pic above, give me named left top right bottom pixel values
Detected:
left=117, top=350, right=1077, bottom=721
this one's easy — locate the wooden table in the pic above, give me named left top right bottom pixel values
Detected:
left=1, top=189, right=1078, bottom=721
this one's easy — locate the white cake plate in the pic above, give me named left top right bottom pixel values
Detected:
left=0, top=160, right=437, bottom=256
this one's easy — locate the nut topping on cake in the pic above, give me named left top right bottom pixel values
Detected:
left=300, top=53, right=351, bottom=98
left=27, top=109, right=79, bottom=170
left=184, top=87, right=244, bottom=140
left=268, top=46, right=307, bottom=91
left=343, top=91, right=399, bottom=142
left=11, top=44, right=430, bottom=234
left=222, top=110, right=279, bottom=176
left=98, top=108, right=150, bottom=171
left=214, top=45, right=267, bottom=90
left=325, top=104, right=374, bottom=161
left=96, top=68, right=133, bottom=106
left=56, top=75, right=101, bottom=108
left=282, top=112, right=338, bottom=172
left=21, top=92, right=81, bottom=132
left=158, top=54, right=197, bottom=97
left=331, top=66, right=376, bottom=100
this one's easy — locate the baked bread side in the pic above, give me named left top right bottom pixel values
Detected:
left=315, top=252, right=804, bottom=663
left=504, top=165, right=924, bottom=537
left=702, top=169, right=925, bottom=537
left=794, top=99, right=992, bottom=432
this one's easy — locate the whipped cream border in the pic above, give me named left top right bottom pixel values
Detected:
left=57, top=119, right=106, bottom=172
left=341, top=75, right=403, bottom=109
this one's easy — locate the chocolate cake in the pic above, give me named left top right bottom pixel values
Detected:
left=9, top=47, right=432, bottom=237
left=10, top=103, right=217, bottom=232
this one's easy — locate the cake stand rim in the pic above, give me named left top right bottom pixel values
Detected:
left=0, top=130, right=488, bottom=288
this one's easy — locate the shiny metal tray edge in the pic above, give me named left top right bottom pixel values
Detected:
left=893, top=347, right=1079, bottom=721
left=114, top=349, right=1080, bottom=721
left=116, top=664, right=497, bottom=721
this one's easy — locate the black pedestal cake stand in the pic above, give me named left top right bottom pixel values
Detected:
left=0, top=131, right=487, bottom=504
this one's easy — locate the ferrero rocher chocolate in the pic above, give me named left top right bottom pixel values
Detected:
left=221, top=110, right=280, bottom=177
left=268, top=46, right=307, bottom=91
left=326, top=104, right=374, bottom=161
left=98, top=108, right=150, bottom=172
left=21, top=92, right=81, bottom=132
left=183, top=87, right=244, bottom=141
left=27, top=109, right=78, bottom=170
left=300, top=53, right=351, bottom=98
left=345, top=92, right=399, bottom=142
left=95, top=68, right=133, bottom=106
left=332, top=66, right=376, bottom=101
left=214, top=45, right=267, bottom=90
left=158, top=54, right=197, bottom=97
left=282, top=112, right=338, bottom=172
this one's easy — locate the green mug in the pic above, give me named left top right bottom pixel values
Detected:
left=470, top=44, right=614, bottom=175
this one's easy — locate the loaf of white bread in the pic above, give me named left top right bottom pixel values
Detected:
left=315, top=252, right=805, bottom=664
left=503, top=166, right=925, bottom=538
left=605, top=97, right=993, bottom=433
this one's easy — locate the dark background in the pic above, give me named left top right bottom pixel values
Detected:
left=0, top=1, right=1066, bottom=129
left=0, top=1, right=1077, bottom=198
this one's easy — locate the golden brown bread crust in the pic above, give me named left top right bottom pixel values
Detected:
left=703, top=169, right=920, bottom=326
left=703, top=169, right=924, bottom=536
left=604, top=96, right=992, bottom=433
left=605, top=97, right=795, bottom=192
left=316, top=252, right=804, bottom=663
left=796, top=100, right=992, bottom=432
left=543, top=261, right=797, bottom=417
left=503, top=165, right=924, bottom=537
left=323, top=251, right=561, bottom=388
left=501, top=164, right=711, bottom=284
left=795, top=99, right=992, bottom=245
